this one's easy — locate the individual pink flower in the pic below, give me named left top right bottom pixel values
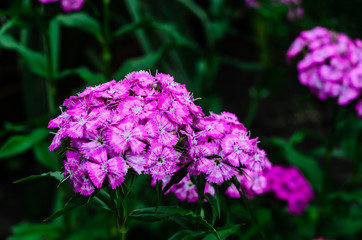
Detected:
left=107, top=120, right=146, bottom=155
left=39, top=0, right=85, bottom=12
left=144, top=145, right=180, bottom=180
left=87, top=156, right=128, bottom=189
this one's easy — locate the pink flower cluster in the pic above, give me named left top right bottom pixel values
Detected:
left=225, top=165, right=314, bottom=215
left=245, top=0, right=304, bottom=20
left=38, top=0, right=84, bottom=12
left=287, top=26, right=362, bottom=117
left=49, top=71, right=268, bottom=196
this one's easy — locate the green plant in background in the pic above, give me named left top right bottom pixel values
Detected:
left=0, top=0, right=361, bottom=239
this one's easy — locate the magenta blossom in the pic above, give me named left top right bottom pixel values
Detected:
left=288, top=26, right=362, bottom=118
left=49, top=70, right=270, bottom=200
left=38, top=0, right=84, bottom=12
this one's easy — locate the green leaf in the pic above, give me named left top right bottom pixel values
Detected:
left=203, top=225, right=241, bottom=240
left=14, top=171, right=64, bottom=183
left=113, top=20, right=147, bottom=37
left=33, top=141, right=58, bottom=170
left=8, top=222, right=61, bottom=240
left=0, top=34, right=47, bottom=76
left=113, top=46, right=166, bottom=80
left=162, top=164, right=189, bottom=194
left=49, top=18, right=61, bottom=76
left=57, top=67, right=107, bottom=85
left=95, top=189, right=118, bottom=213
left=0, top=128, right=49, bottom=159
left=168, top=230, right=206, bottom=240
left=322, top=218, right=362, bottom=237
left=204, top=193, right=220, bottom=226
left=90, top=196, right=113, bottom=212
left=54, top=12, right=102, bottom=39
left=0, top=18, right=15, bottom=35
left=328, top=190, right=362, bottom=204
left=44, top=195, right=89, bottom=222
left=130, top=206, right=221, bottom=240
left=149, top=21, right=196, bottom=48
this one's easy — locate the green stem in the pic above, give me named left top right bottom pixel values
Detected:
left=315, top=103, right=339, bottom=235
left=102, top=0, right=111, bottom=80
left=44, top=25, right=56, bottom=112
left=112, top=184, right=128, bottom=240
left=244, top=88, right=260, bottom=128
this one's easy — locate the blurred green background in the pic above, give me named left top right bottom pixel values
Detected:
left=0, top=0, right=362, bottom=239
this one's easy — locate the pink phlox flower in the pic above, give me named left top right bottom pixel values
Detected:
left=63, top=151, right=81, bottom=185
left=247, top=148, right=267, bottom=173
left=187, top=143, right=218, bottom=175
left=80, top=132, right=109, bottom=163
left=264, top=165, right=314, bottom=214
left=218, top=112, right=241, bottom=125
left=311, top=45, right=336, bottom=64
left=225, top=183, right=241, bottom=198
left=124, top=70, right=155, bottom=87
left=200, top=153, right=237, bottom=184
left=133, top=70, right=157, bottom=87
left=300, top=27, right=329, bottom=42
left=124, top=151, right=146, bottom=174
left=287, top=37, right=307, bottom=59
left=63, top=95, right=79, bottom=109
left=145, top=114, right=179, bottom=147
left=337, top=81, right=359, bottom=105
left=144, top=145, right=180, bottom=180
left=287, top=192, right=311, bottom=215
left=205, top=182, right=215, bottom=196
left=180, top=125, right=200, bottom=147
left=49, top=127, right=67, bottom=151
left=194, top=117, right=227, bottom=139
left=356, top=100, right=362, bottom=117
left=87, top=156, right=127, bottom=189
left=118, top=96, right=157, bottom=120
left=61, top=0, right=85, bottom=12
left=245, top=170, right=268, bottom=195
left=107, top=120, right=146, bottom=154
left=73, top=161, right=95, bottom=195
left=158, top=95, right=190, bottom=125
left=174, top=89, right=203, bottom=116
left=319, top=63, right=344, bottom=82
left=156, top=73, right=184, bottom=95
left=349, top=65, right=362, bottom=88
left=221, top=134, right=255, bottom=167
left=66, top=113, right=94, bottom=138
left=97, top=82, right=130, bottom=100
left=171, top=174, right=198, bottom=202
left=132, top=85, right=159, bottom=98
left=48, top=107, right=71, bottom=129
left=78, top=80, right=116, bottom=98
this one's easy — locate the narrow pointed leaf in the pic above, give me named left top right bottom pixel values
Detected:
left=130, top=206, right=220, bottom=240
left=204, top=193, right=220, bottom=226
left=0, top=34, right=47, bottom=76
left=0, top=129, right=49, bottom=159
left=14, top=171, right=64, bottom=183
left=54, top=12, right=102, bottom=39
left=162, top=163, right=189, bottom=194
left=43, top=195, right=89, bottom=222
left=57, top=67, right=106, bottom=85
